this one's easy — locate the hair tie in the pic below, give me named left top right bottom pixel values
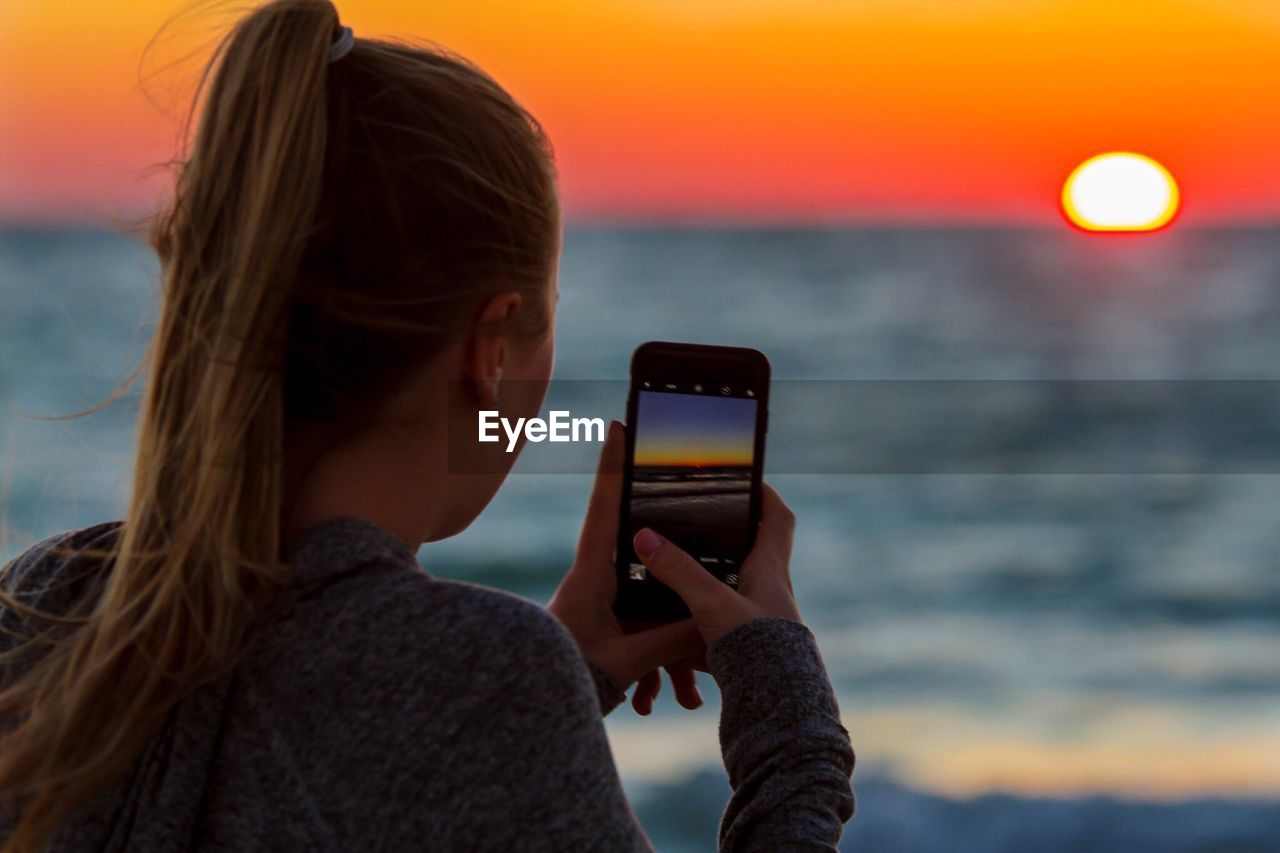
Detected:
left=328, top=25, right=354, bottom=63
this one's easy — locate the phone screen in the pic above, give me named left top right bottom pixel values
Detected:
left=621, top=384, right=760, bottom=589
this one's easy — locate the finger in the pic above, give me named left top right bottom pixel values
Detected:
left=615, top=618, right=704, bottom=675
left=575, top=420, right=626, bottom=573
left=674, top=651, right=710, bottom=674
left=632, top=669, right=660, bottom=715
left=748, top=482, right=796, bottom=566
left=666, top=665, right=703, bottom=710
left=633, top=529, right=735, bottom=617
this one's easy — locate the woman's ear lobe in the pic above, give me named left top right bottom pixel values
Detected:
left=489, top=366, right=503, bottom=406
left=467, top=365, right=501, bottom=408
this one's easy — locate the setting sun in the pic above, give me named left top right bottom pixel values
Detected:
left=1062, top=152, right=1180, bottom=232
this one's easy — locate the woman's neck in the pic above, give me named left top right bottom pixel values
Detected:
left=279, top=420, right=434, bottom=557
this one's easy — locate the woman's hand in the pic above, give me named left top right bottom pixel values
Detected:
left=627, top=649, right=708, bottom=715
left=548, top=420, right=707, bottom=713
left=631, top=482, right=803, bottom=648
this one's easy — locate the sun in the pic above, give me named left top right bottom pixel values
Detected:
left=1062, top=152, right=1180, bottom=232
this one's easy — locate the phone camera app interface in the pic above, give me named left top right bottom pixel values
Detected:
left=626, top=385, right=757, bottom=584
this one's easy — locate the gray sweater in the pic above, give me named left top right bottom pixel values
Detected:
left=1, top=516, right=855, bottom=851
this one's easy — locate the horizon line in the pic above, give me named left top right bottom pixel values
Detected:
left=1, top=214, right=1277, bottom=233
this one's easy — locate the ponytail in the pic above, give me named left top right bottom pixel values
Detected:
left=2, top=0, right=559, bottom=839
left=1, top=2, right=355, bottom=848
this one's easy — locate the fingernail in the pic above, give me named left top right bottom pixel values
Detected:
left=634, top=528, right=661, bottom=558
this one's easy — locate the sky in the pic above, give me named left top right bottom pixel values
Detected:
left=633, top=391, right=756, bottom=467
left=1, top=0, right=1279, bottom=225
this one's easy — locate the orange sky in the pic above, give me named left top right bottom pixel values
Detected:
left=2, top=0, right=1279, bottom=225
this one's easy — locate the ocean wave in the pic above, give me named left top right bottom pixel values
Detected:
left=627, top=769, right=1280, bottom=853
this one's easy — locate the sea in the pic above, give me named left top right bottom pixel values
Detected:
left=631, top=466, right=753, bottom=559
left=2, top=224, right=1279, bottom=851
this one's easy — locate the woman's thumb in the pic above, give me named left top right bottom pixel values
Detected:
left=633, top=529, right=731, bottom=616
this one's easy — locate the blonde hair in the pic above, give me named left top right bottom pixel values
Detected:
left=0, top=1, right=559, bottom=848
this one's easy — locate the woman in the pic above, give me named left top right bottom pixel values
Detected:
left=0, top=1, right=855, bottom=849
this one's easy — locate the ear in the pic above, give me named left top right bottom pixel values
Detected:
left=464, top=292, right=523, bottom=407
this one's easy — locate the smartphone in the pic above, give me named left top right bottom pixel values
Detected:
left=613, top=341, right=770, bottom=622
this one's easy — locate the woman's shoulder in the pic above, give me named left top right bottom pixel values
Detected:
left=2, top=520, right=123, bottom=575
left=254, top=564, right=598, bottom=733
left=1, top=520, right=123, bottom=610
left=359, top=567, right=581, bottom=665
left=281, top=516, right=575, bottom=657
left=278, top=554, right=586, bottom=686
left=0, top=520, right=123, bottom=662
